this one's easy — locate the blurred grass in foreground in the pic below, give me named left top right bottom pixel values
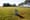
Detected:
left=0, top=7, right=18, bottom=20
left=17, top=7, right=30, bottom=20
left=0, top=7, right=30, bottom=20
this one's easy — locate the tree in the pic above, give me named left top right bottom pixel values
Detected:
left=3, top=3, right=12, bottom=7
left=3, top=3, right=7, bottom=7
left=13, top=4, right=16, bottom=7
left=3, top=3, right=16, bottom=7
left=19, top=3, right=24, bottom=6
left=7, top=3, right=10, bottom=7
left=11, top=4, right=16, bottom=7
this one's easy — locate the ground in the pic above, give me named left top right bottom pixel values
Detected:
left=0, top=7, right=30, bottom=20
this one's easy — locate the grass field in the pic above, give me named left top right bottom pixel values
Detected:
left=0, top=7, right=30, bottom=20
left=17, top=7, right=30, bottom=20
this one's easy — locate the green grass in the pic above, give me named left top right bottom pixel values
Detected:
left=0, top=7, right=30, bottom=20
left=0, top=7, right=18, bottom=20
left=17, top=7, right=30, bottom=20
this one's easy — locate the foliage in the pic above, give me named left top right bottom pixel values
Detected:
left=3, top=3, right=16, bottom=7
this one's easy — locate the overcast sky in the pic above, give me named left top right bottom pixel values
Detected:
left=0, top=0, right=25, bottom=6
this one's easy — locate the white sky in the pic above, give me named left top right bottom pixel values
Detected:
left=0, top=0, right=25, bottom=6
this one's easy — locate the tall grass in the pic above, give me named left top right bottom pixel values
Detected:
left=0, top=7, right=30, bottom=20
left=0, top=7, right=18, bottom=20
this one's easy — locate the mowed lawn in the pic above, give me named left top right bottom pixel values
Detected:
left=0, top=7, right=30, bottom=20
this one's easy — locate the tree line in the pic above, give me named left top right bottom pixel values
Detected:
left=3, top=3, right=16, bottom=7
left=3, top=3, right=25, bottom=7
